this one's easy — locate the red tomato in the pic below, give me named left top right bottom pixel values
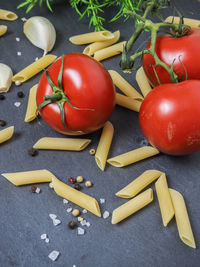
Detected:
left=36, top=53, right=115, bottom=135
left=143, top=28, right=200, bottom=87
left=139, top=80, right=200, bottom=155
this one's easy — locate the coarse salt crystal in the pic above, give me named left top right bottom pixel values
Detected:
left=63, top=199, right=68, bottom=204
left=35, top=187, right=41, bottom=194
left=41, top=234, right=47, bottom=240
left=35, top=57, right=39, bottom=61
left=16, top=37, right=20, bottom=42
left=86, top=222, right=91, bottom=227
left=80, top=219, right=87, bottom=226
left=100, top=198, right=105, bottom=204
left=77, top=227, right=85, bottom=235
left=49, top=214, right=57, bottom=220
left=49, top=182, right=53, bottom=188
left=21, top=17, right=27, bottom=22
left=66, top=207, right=72, bottom=213
left=17, top=52, right=22, bottom=56
left=103, top=211, right=110, bottom=219
left=14, top=102, right=21, bottom=107
left=48, top=250, right=60, bottom=261
left=53, top=219, right=61, bottom=226
left=73, top=265, right=76, bottom=267
left=82, top=209, right=87, bottom=214
left=45, top=238, right=50, bottom=243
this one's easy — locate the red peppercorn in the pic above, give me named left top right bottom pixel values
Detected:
left=68, top=177, right=76, bottom=184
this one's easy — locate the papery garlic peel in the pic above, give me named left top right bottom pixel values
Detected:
left=0, top=63, right=13, bottom=93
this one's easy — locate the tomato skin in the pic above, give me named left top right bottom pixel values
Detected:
left=143, top=29, right=200, bottom=87
left=139, top=80, right=200, bottom=155
left=36, top=53, right=116, bottom=135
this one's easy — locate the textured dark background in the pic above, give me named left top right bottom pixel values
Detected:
left=0, top=0, right=200, bottom=266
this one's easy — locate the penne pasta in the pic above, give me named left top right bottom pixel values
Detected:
left=155, top=173, right=174, bottom=226
left=165, top=16, right=200, bottom=29
left=0, top=126, right=14, bottom=144
left=136, top=67, right=152, bottom=96
left=169, top=189, right=196, bottom=248
left=107, top=146, right=160, bottom=168
left=0, top=63, right=13, bottom=93
left=1, top=169, right=54, bottom=186
left=33, top=137, right=91, bottom=151
left=116, top=170, right=162, bottom=198
left=95, top=121, right=114, bottom=171
left=24, top=84, right=38, bottom=122
left=112, top=188, right=153, bottom=224
left=83, top=30, right=120, bottom=56
left=93, top=41, right=126, bottom=61
left=109, top=70, right=143, bottom=100
left=69, top=31, right=114, bottom=45
left=0, top=9, right=18, bottom=21
left=0, top=25, right=7, bottom=37
left=52, top=176, right=101, bottom=217
left=12, top=54, right=57, bottom=85
left=116, top=93, right=142, bottom=112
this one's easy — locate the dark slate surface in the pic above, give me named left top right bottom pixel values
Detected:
left=0, top=0, right=200, bottom=266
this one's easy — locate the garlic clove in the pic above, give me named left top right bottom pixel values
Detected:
left=23, top=16, right=56, bottom=56
left=0, top=63, right=13, bottom=93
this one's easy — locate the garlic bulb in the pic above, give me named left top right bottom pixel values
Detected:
left=24, top=16, right=56, bottom=56
left=0, top=63, right=13, bottom=93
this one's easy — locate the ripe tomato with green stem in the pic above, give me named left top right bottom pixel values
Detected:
left=36, top=53, right=116, bottom=135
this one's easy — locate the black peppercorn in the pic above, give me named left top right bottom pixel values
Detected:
left=28, top=148, right=38, bottom=156
left=0, top=120, right=6, bottom=127
left=74, top=183, right=82, bottom=191
left=0, top=95, right=5, bottom=100
left=17, top=91, right=25, bottom=98
left=68, top=221, right=77, bottom=229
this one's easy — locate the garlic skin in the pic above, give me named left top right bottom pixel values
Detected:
left=23, top=16, right=56, bottom=56
left=0, top=63, right=13, bottom=93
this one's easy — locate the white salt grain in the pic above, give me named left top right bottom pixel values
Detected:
left=49, top=214, right=57, bottom=220
left=103, top=211, right=110, bottom=219
left=53, top=219, right=61, bottom=226
left=41, top=234, right=47, bottom=240
left=21, top=17, right=27, bottom=22
left=86, top=222, right=91, bottom=227
left=82, top=209, right=87, bottom=214
left=35, top=187, right=41, bottom=194
left=77, top=227, right=85, bottom=235
left=49, top=182, right=53, bottom=188
left=100, top=198, right=105, bottom=204
left=45, top=238, right=50, bottom=243
left=63, top=199, right=69, bottom=204
left=35, top=57, right=39, bottom=61
left=80, top=220, right=87, bottom=226
left=66, top=207, right=72, bottom=213
left=14, top=102, right=21, bottom=107
left=17, top=52, right=22, bottom=56
left=48, top=250, right=60, bottom=261
left=16, top=37, right=20, bottom=42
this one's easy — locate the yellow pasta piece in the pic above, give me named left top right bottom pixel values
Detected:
left=69, top=30, right=114, bottom=45
left=116, top=170, right=162, bottom=198
left=0, top=25, right=7, bottom=36
left=33, top=137, right=91, bottom=151
left=165, top=16, right=200, bottom=29
left=155, top=173, right=174, bottom=226
left=24, top=84, right=38, bottom=122
left=93, top=41, right=126, bottom=61
left=0, top=126, right=14, bottom=144
left=136, top=67, right=152, bottom=96
left=1, top=169, right=54, bottom=186
left=52, top=176, right=101, bottom=217
left=169, top=189, right=196, bottom=248
left=112, top=188, right=153, bottom=224
left=0, top=9, right=18, bottom=21
left=109, top=70, right=143, bottom=100
left=12, top=54, right=57, bottom=85
left=95, top=121, right=114, bottom=171
left=116, top=93, right=142, bottom=112
left=107, top=146, right=160, bottom=168
left=83, top=30, right=120, bottom=56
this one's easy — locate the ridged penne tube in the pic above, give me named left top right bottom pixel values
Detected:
left=109, top=70, right=143, bottom=100
left=1, top=169, right=54, bottom=186
left=107, top=146, right=160, bottom=168
left=12, top=54, right=57, bottom=85
left=69, top=31, right=114, bottom=45
left=116, top=170, right=162, bottom=198
left=165, top=16, right=200, bottom=29
left=0, top=126, right=14, bottom=144
left=95, top=121, right=114, bottom=171
left=0, top=25, right=7, bottom=36
left=136, top=67, right=152, bottom=97
left=33, top=137, right=91, bottom=151
left=155, top=173, right=174, bottom=226
left=112, top=188, right=153, bottom=224
left=116, top=93, right=142, bottom=112
left=0, top=9, right=18, bottom=21
left=24, top=84, right=38, bottom=122
left=0, top=63, right=13, bottom=93
left=83, top=30, right=120, bottom=56
left=52, top=176, right=101, bottom=217
left=169, top=189, right=196, bottom=248
left=93, top=41, right=126, bottom=61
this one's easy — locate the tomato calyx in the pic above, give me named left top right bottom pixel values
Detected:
left=37, top=55, right=94, bottom=129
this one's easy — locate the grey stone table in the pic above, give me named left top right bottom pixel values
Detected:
left=0, top=0, right=200, bottom=266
